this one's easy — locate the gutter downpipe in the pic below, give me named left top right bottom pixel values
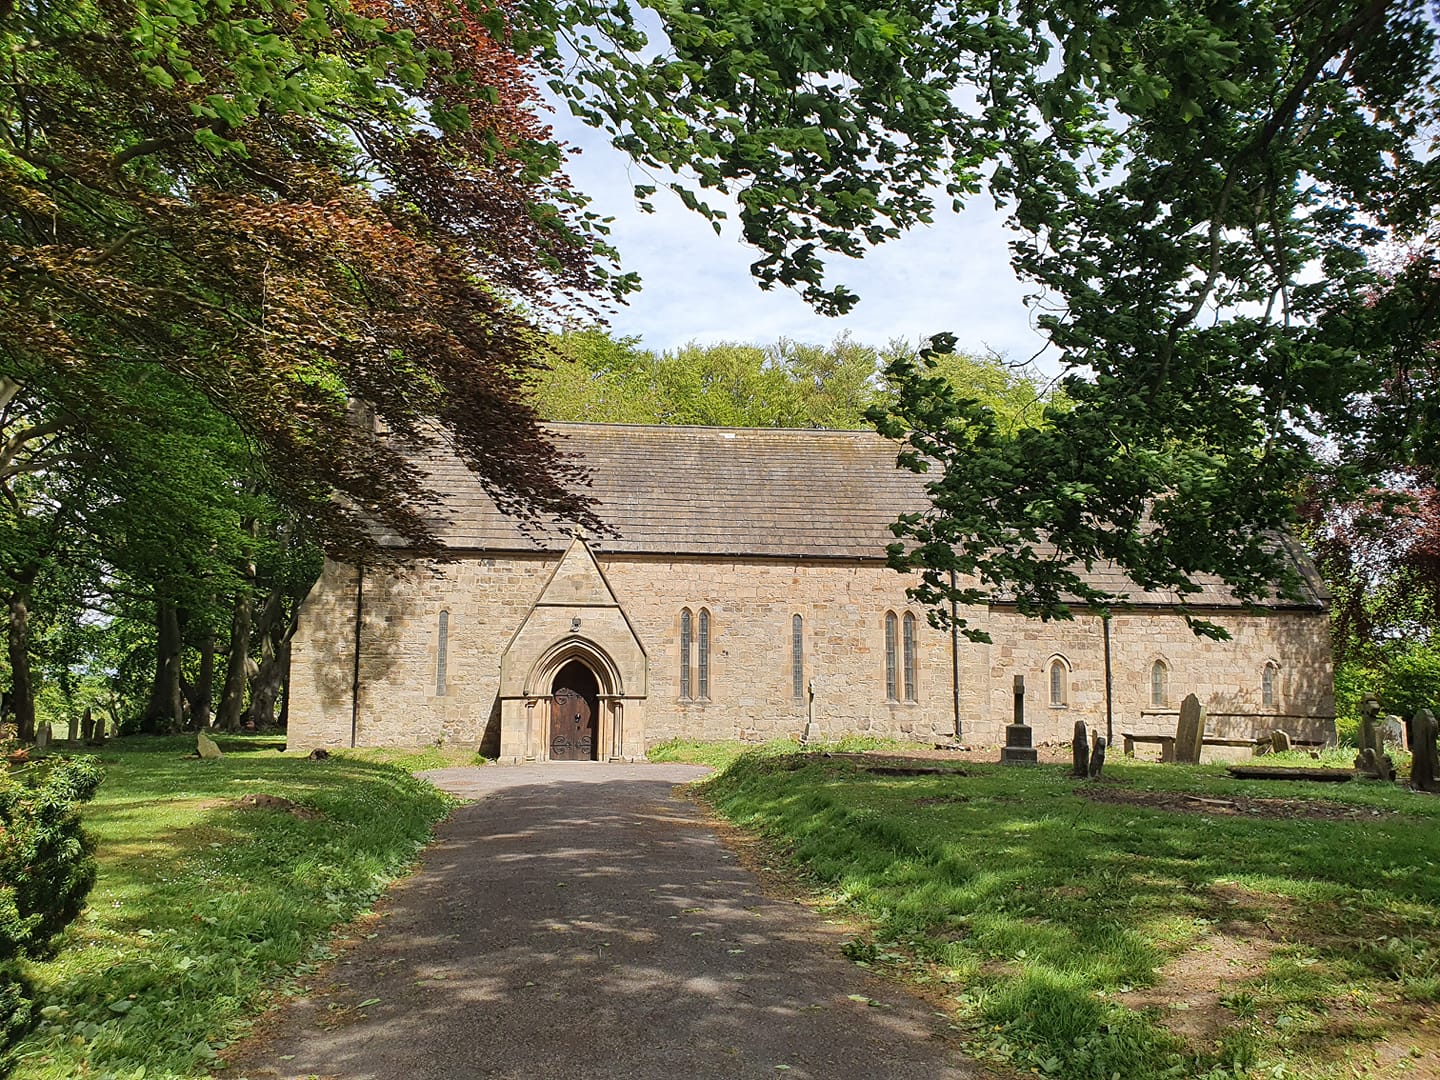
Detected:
left=950, top=568, right=961, bottom=742
left=351, top=563, right=364, bottom=749
left=1102, top=612, right=1113, bottom=746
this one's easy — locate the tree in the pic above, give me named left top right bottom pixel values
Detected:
left=537, top=0, right=1440, bottom=633
left=2, top=0, right=626, bottom=567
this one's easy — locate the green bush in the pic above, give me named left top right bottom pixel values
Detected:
left=0, top=756, right=103, bottom=1062
left=1335, top=643, right=1440, bottom=746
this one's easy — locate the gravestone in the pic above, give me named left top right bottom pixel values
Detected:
left=1354, top=696, right=1394, bottom=779
left=1175, top=694, right=1205, bottom=764
left=1410, top=709, right=1439, bottom=794
left=89, top=715, right=106, bottom=746
left=1381, top=714, right=1407, bottom=750
left=1270, top=730, right=1291, bottom=754
left=1072, top=720, right=1089, bottom=778
left=197, top=731, right=223, bottom=760
left=1001, top=675, right=1037, bottom=764
left=1088, top=735, right=1106, bottom=778
left=67, top=712, right=79, bottom=743
left=1359, top=696, right=1385, bottom=758
left=80, top=708, right=94, bottom=743
left=34, top=723, right=48, bottom=754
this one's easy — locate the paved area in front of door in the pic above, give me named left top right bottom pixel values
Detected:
left=227, top=763, right=979, bottom=1080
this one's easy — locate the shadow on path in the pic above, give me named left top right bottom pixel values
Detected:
left=226, top=763, right=976, bottom=1080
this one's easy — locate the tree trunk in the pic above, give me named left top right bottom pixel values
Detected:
left=142, top=600, right=185, bottom=733
left=190, top=620, right=216, bottom=729
left=277, top=635, right=293, bottom=731
left=216, top=590, right=253, bottom=733
left=245, top=588, right=286, bottom=728
left=7, top=579, right=35, bottom=742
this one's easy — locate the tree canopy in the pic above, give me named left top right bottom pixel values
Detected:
left=536, top=0, right=1440, bottom=633
left=528, top=329, right=1060, bottom=430
left=2, top=0, right=631, bottom=560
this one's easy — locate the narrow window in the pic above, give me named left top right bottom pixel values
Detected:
left=680, top=608, right=693, bottom=701
left=902, top=613, right=917, bottom=702
left=884, top=612, right=898, bottom=701
left=1262, top=662, right=1277, bottom=708
left=792, top=614, right=805, bottom=699
left=1150, top=660, right=1167, bottom=707
left=1049, top=658, right=1067, bottom=707
left=435, top=610, right=449, bottom=696
left=697, top=608, right=710, bottom=700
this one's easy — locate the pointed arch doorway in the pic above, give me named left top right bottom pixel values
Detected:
left=549, top=659, right=599, bottom=761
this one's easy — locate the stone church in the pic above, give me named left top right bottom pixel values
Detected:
left=286, top=423, right=1337, bottom=759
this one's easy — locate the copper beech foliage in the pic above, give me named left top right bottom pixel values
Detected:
left=0, top=0, right=628, bottom=560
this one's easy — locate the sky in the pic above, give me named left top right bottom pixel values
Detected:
left=547, top=105, right=1057, bottom=369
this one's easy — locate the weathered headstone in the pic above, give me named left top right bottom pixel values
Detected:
left=90, top=715, right=107, bottom=745
left=1175, top=694, right=1205, bottom=764
left=1270, top=729, right=1291, bottom=754
left=80, top=707, right=94, bottom=743
left=1381, top=714, right=1407, bottom=750
left=34, top=723, right=49, bottom=754
left=1354, top=696, right=1394, bottom=779
left=67, top=712, right=79, bottom=743
left=1410, top=709, right=1439, bottom=794
left=197, top=731, right=223, bottom=760
left=1359, top=696, right=1384, bottom=758
left=1072, top=720, right=1089, bottom=778
left=1001, top=675, right=1038, bottom=764
left=1088, top=735, right=1106, bottom=778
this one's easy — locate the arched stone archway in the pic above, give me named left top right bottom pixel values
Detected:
left=497, top=539, right=649, bottom=762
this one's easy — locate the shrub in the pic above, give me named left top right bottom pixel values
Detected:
left=0, top=755, right=103, bottom=1062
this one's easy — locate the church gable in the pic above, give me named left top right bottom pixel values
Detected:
left=530, top=535, right=621, bottom=608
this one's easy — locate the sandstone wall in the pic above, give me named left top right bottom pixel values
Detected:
left=973, top=607, right=1336, bottom=746
left=285, top=552, right=1335, bottom=752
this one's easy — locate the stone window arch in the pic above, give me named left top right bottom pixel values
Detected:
left=792, top=614, right=805, bottom=699
left=902, top=612, right=918, bottom=703
left=1262, top=661, right=1279, bottom=708
left=679, top=608, right=693, bottom=701
left=884, top=612, right=899, bottom=701
left=1048, top=655, right=1071, bottom=707
left=1150, top=658, right=1169, bottom=708
left=435, top=609, right=450, bottom=697
left=697, top=608, right=711, bottom=701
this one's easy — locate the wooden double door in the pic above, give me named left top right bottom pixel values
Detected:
left=549, top=660, right=599, bottom=761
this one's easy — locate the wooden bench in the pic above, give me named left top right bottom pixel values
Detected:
left=1121, top=733, right=1176, bottom=762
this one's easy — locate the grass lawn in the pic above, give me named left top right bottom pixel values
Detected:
left=699, top=749, right=1440, bottom=1080
left=9, top=735, right=456, bottom=1080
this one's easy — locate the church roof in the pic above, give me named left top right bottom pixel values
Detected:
left=416, top=422, right=1326, bottom=610
left=421, top=422, right=920, bottom=560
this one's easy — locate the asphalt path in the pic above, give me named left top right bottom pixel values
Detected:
left=229, top=762, right=978, bottom=1080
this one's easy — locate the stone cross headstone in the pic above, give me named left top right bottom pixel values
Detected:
left=1088, top=735, right=1106, bottom=778
left=67, top=712, right=79, bottom=743
left=1072, top=720, right=1089, bottom=778
left=80, top=707, right=94, bottom=743
left=1175, top=693, right=1205, bottom=764
left=197, top=731, right=223, bottom=760
left=1001, top=674, right=1038, bottom=764
left=1270, top=729, right=1291, bottom=754
left=1410, top=709, right=1439, bottom=794
left=1360, top=696, right=1384, bottom=758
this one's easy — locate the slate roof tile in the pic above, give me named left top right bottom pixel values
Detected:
left=413, top=422, right=1325, bottom=610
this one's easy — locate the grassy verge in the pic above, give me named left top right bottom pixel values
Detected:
left=9, top=735, right=455, bottom=1080
left=647, top=734, right=936, bottom=770
left=701, top=750, right=1440, bottom=1080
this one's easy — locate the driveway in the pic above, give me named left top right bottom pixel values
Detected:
left=229, top=763, right=977, bottom=1080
